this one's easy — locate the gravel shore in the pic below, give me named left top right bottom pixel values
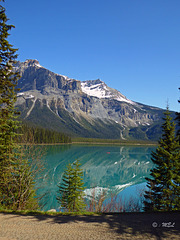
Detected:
left=0, top=212, right=179, bottom=240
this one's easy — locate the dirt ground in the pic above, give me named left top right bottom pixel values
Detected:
left=0, top=211, right=179, bottom=240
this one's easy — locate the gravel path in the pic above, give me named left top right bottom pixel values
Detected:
left=0, top=212, right=179, bottom=240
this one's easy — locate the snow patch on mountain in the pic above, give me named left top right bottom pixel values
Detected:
left=81, top=79, right=135, bottom=105
left=17, top=92, right=35, bottom=99
left=81, top=81, right=108, bottom=98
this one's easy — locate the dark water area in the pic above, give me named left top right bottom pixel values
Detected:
left=36, top=144, right=156, bottom=211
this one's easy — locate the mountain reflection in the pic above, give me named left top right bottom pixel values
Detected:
left=37, top=144, right=156, bottom=210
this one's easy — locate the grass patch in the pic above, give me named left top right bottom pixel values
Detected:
left=0, top=209, right=101, bottom=216
left=72, top=137, right=157, bottom=145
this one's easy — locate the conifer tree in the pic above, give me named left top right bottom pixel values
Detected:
left=57, top=160, right=86, bottom=212
left=144, top=107, right=180, bottom=211
left=0, top=0, right=19, bottom=164
left=175, top=88, right=180, bottom=141
left=0, top=1, right=39, bottom=210
left=0, top=0, right=21, bottom=207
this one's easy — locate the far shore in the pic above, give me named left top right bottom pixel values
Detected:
left=71, top=141, right=158, bottom=146
left=18, top=140, right=158, bottom=146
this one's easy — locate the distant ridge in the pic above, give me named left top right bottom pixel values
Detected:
left=14, top=59, right=166, bottom=140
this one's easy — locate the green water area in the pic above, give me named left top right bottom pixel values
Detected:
left=36, top=144, right=156, bottom=211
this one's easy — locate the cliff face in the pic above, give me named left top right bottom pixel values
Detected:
left=15, top=59, right=82, bottom=93
left=15, top=59, right=164, bottom=140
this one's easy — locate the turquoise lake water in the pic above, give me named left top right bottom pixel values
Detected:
left=36, top=144, right=156, bottom=211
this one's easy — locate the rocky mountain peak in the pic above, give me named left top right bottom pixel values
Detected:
left=14, top=59, right=43, bottom=73
left=24, top=59, right=42, bottom=68
left=81, top=79, right=134, bottom=105
left=14, top=59, right=165, bottom=140
left=83, top=79, right=103, bottom=86
left=16, top=59, right=81, bottom=93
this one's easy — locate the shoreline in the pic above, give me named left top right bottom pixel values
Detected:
left=18, top=141, right=158, bottom=146
left=71, top=141, right=157, bottom=146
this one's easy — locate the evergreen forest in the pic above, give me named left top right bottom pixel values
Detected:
left=17, top=123, right=71, bottom=144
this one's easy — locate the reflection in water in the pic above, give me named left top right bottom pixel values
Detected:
left=36, top=144, right=156, bottom=211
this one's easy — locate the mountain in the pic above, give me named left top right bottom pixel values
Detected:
left=15, top=59, right=165, bottom=140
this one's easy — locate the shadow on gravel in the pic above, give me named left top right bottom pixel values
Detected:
left=2, top=211, right=180, bottom=240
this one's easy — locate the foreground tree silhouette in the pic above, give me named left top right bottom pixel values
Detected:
left=57, top=160, right=85, bottom=212
left=144, top=107, right=180, bottom=211
left=0, top=0, right=39, bottom=210
left=0, top=0, right=20, bottom=208
left=0, top=0, right=19, bottom=164
left=175, top=88, right=180, bottom=141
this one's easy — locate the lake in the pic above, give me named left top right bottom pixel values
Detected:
left=36, top=144, right=156, bottom=211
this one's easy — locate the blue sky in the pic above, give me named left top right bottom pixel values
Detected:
left=4, top=0, right=180, bottom=111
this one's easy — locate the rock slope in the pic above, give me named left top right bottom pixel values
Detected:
left=15, top=59, right=164, bottom=140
